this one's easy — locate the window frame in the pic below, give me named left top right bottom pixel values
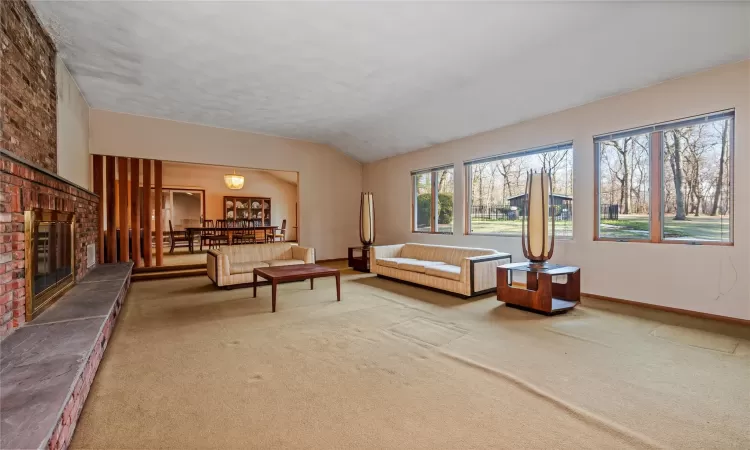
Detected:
left=463, top=142, right=574, bottom=238
left=594, top=110, right=734, bottom=246
left=411, top=165, right=454, bottom=234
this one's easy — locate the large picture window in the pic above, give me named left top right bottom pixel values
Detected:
left=595, top=110, right=733, bottom=244
left=411, top=166, right=454, bottom=233
left=465, top=143, right=573, bottom=237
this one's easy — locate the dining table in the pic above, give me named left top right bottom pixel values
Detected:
left=184, top=225, right=279, bottom=253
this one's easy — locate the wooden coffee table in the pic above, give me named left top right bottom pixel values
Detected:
left=252, top=264, right=341, bottom=312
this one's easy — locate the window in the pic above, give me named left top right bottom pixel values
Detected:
left=595, top=110, right=733, bottom=244
left=411, top=166, right=454, bottom=233
left=597, top=133, right=651, bottom=239
left=465, top=143, right=573, bottom=237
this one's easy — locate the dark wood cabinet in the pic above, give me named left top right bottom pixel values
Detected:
left=224, top=196, right=271, bottom=225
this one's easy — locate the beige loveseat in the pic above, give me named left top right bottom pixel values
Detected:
left=207, top=243, right=315, bottom=288
left=370, top=243, right=511, bottom=297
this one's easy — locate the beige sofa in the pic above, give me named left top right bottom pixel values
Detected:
left=207, top=242, right=315, bottom=288
left=370, top=243, right=511, bottom=297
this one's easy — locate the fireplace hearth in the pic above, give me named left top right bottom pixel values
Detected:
left=24, top=209, right=76, bottom=320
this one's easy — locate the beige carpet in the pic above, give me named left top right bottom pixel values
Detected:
left=72, top=265, right=750, bottom=449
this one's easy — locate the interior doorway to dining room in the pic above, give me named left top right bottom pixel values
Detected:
left=94, top=156, right=299, bottom=269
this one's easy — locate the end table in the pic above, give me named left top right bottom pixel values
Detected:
left=348, top=246, right=371, bottom=273
left=497, top=262, right=580, bottom=315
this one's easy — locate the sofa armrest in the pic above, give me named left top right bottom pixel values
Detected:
left=207, top=250, right=229, bottom=286
left=371, top=244, right=404, bottom=260
left=461, top=253, right=512, bottom=294
left=292, top=246, right=315, bottom=263
left=370, top=244, right=404, bottom=268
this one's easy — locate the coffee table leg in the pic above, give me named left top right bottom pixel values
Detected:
left=271, top=280, right=277, bottom=313
left=253, top=272, right=257, bottom=298
left=336, top=272, right=340, bottom=301
left=310, top=278, right=314, bottom=290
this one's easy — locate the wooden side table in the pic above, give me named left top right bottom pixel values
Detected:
left=497, top=262, right=580, bottom=315
left=348, top=246, right=371, bottom=273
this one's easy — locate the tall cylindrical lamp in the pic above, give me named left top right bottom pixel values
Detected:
left=522, top=172, right=554, bottom=264
left=360, top=192, right=375, bottom=247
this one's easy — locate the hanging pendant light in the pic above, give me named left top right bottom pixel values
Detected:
left=224, top=169, right=245, bottom=189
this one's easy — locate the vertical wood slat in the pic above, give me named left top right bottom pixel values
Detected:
left=154, top=160, right=164, bottom=266
left=118, top=158, right=129, bottom=262
left=92, top=155, right=105, bottom=264
left=105, top=156, right=117, bottom=263
left=142, top=160, right=152, bottom=267
left=130, top=158, right=141, bottom=268
left=649, top=132, right=663, bottom=243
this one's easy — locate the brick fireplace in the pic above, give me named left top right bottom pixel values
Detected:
left=0, top=151, right=99, bottom=335
left=0, top=0, right=99, bottom=337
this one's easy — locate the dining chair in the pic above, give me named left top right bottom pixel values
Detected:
left=253, top=220, right=266, bottom=244
left=211, top=220, right=230, bottom=249
left=199, top=219, right=214, bottom=251
left=233, top=219, right=254, bottom=245
left=269, top=219, right=287, bottom=242
left=168, top=220, right=193, bottom=254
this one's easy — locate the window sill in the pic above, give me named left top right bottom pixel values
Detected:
left=595, top=237, right=733, bottom=246
left=412, top=231, right=454, bottom=235
left=466, top=232, right=574, bottom=241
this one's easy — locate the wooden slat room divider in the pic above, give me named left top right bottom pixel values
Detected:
left=95, top=155, right=164, bottom=267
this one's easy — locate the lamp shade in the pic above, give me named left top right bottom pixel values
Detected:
left=522, top=172, right=554, bottom=263
left=224, top=172, right=245, bottom=190
left=360, top=192, right=375, bottom=246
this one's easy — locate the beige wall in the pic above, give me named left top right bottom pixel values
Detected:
left=56, top=57, right=90, bottom=189
left=160, top=162, right=299, bottom=241
left=89, top=110, right=362, bottom=259
left=364, top=60, right=750, bottom=320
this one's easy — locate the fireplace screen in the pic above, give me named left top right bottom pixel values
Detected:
left=25, top=210, right=75, bottom=320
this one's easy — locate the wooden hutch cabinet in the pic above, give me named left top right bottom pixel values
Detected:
left=223, top=196, right=271, bottom=225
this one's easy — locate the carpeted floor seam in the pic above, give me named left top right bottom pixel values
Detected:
left=438, top=350, right=667, bottom=450
left=543, top=327, right=614, bottom=348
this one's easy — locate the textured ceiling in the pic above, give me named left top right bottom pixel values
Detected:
left=163, top=161, right=298, bottom=186
left=31, top=1, right=750, bottom=162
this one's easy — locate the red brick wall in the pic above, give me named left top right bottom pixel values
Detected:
left=0, top=0, right=58, bottom=172
left=0, top=154, right=99, bottom=336
left=0, top=1, right=97, bottom=338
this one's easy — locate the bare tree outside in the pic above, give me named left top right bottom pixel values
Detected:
left=598, top=133, right=650, bottom=239
left=598, top=115, right=731, bottom=242
left=662, top=120, right=731, bottom=241
left=469, top=147, right=573, bottom=237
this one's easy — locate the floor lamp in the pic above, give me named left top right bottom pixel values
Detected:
left=497, top=171, right=580, bottom=315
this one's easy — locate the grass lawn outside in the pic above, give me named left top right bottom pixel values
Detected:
left=469, top=214, right=729, bottom=242
left=600, top=214, right=730, bottom=242
left=470, top=218, right=573, bottom=238
left=414, top=224, right=454, bottom=233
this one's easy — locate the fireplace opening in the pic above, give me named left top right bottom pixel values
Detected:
left=25, top=209, right=76, bottom=320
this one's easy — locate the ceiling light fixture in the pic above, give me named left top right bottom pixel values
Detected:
left=224, top=170, right=245, bottom=189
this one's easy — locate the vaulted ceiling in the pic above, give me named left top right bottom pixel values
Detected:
left=32, top=1, right=750, bottom=162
